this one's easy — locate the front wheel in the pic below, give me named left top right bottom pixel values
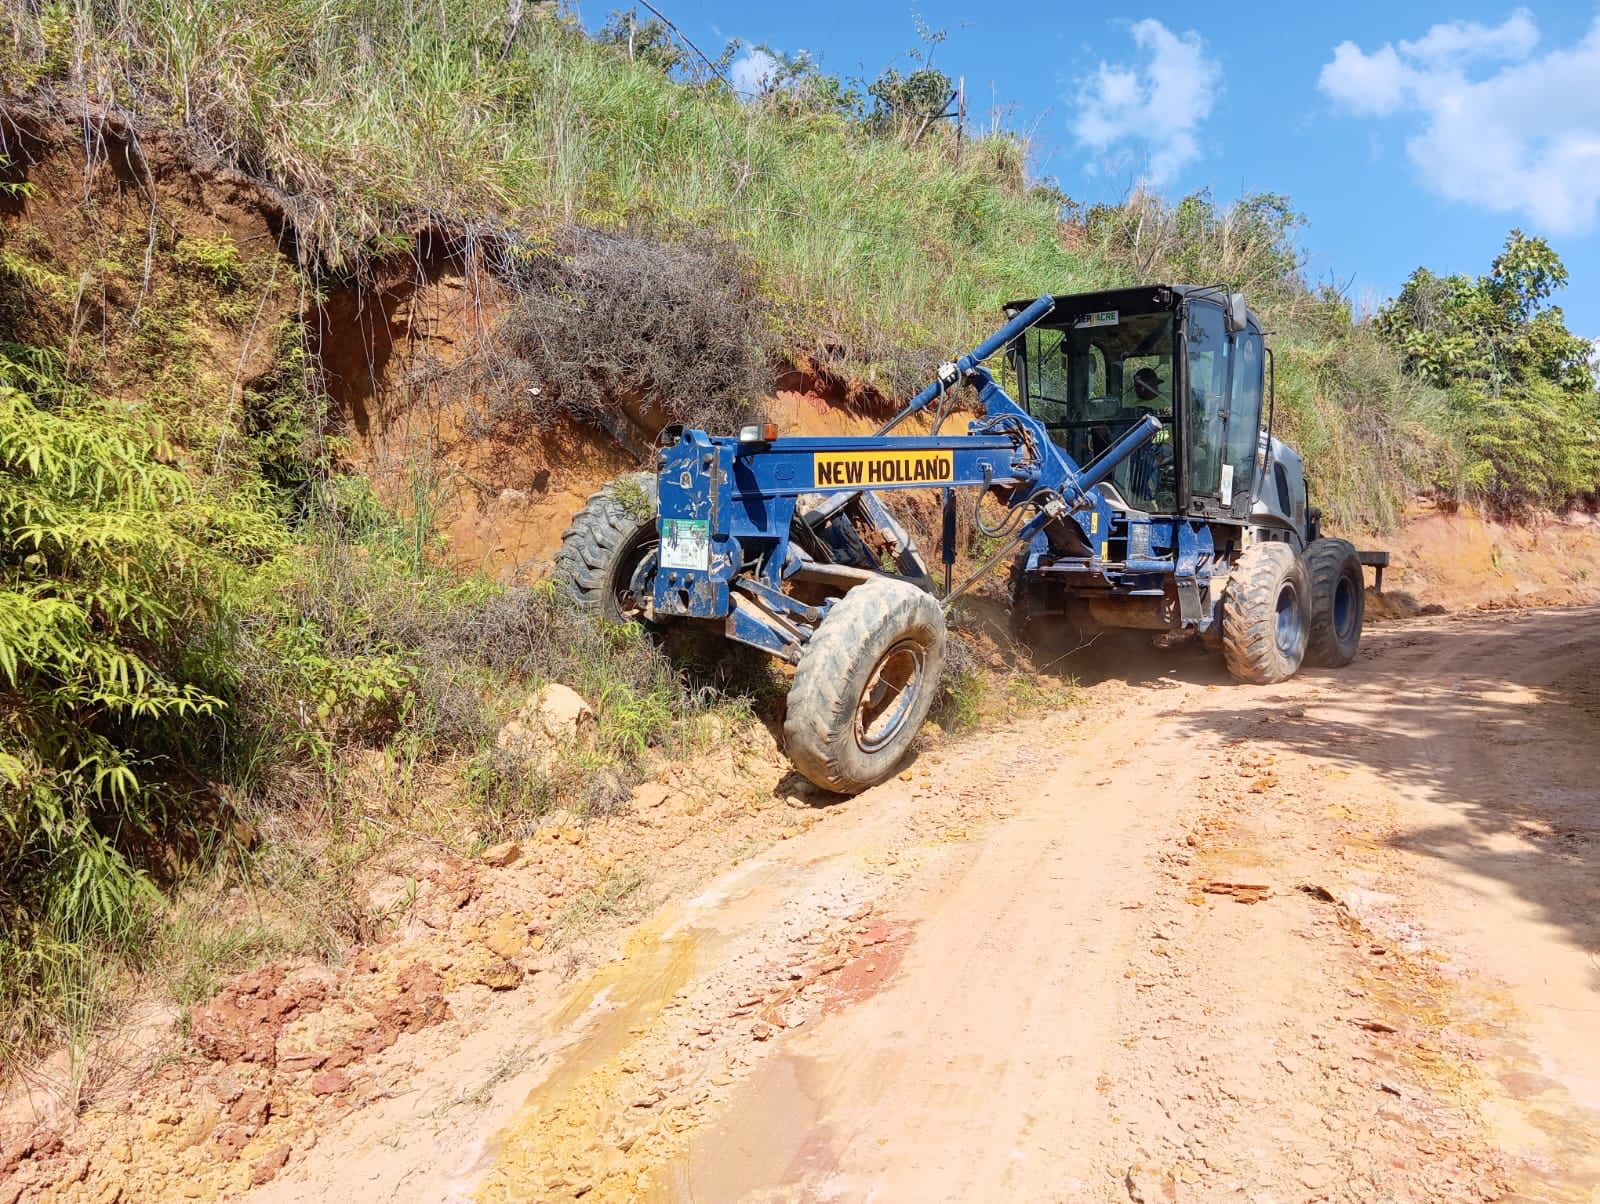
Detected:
left=554, top=474, right=658, bottom=623
left=784, top=578, right=947, bottom=793
left=1221, top=541, right=1310, bottom=684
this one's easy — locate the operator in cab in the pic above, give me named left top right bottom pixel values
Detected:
left=1123, top=366, right=1176, bottom=511
left=1132, top=366, right=1163, bottom=405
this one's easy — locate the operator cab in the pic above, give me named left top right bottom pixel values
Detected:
left=1005, top=285, right=1268, bottom=524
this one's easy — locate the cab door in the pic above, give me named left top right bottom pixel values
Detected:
left=1182, top=300, right=1265, bottom=519
left=1223, top=327, right=1266, bottom=516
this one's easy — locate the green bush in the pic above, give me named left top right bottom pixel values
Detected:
left=1460, top=379, right=1600, bottom=510
left=0, top=329, right=736, bottom=1071
left=0, top=345, right=282, bottom=1055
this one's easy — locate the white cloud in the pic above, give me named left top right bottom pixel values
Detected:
left=1319, top=43, right=1410, bottom=116
left=1398, top=9, right=1538, bottom=66
left=1319, top=11, right=1600, bottom=235
left=1070, top=20, right=1222, bottom=187
left=729, top=47, right=778, bottom=98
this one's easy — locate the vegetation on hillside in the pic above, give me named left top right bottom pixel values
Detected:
left=0, top=334, right=728, bottom=1093
left=0, top=0, right=1085, bottom=390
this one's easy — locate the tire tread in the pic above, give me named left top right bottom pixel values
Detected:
left=784, top=578, right=946, bottom=793
left=1221, top=541, right=1310, bottom=684
left=552, top=473, right=657, bottom=621
left=1304, top=537, right=1364, bottom=667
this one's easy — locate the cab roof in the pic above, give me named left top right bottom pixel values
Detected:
left=1003, top=285, right=1261, bottom=332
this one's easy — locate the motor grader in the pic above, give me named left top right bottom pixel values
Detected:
left=556, top=287, right=1382, bottom=793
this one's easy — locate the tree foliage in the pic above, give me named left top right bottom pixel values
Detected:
left=1376, top=232, right=1599, bottom=510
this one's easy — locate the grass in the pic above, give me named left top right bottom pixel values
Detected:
left=0, top=251, right=758, bottom=1098
left=551, top=865, right=650, bottom=947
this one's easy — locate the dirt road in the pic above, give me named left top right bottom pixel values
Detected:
left=261, top=606, right=1600, bottom=1204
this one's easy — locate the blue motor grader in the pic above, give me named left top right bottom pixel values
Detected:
left=557, top=287, right=1382, bottom=792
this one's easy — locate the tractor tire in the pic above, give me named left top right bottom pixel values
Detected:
left=1221, top=541, right=1311, bottom=685
left=784, top=577, right=947, bottom=794
left=1304, top=537, right=1364, bottom=667
left=554, top=473, right=659, bottom=624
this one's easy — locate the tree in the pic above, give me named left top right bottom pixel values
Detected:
left=595, top=8, right=687, bottom=75
left=1376, top=231, right=1591, bottom=393
left=743, top=46, right=863, bottom=120
left=1375, top=231, right=1599, bottom=509
left=866, top=20, right=955, bottom=142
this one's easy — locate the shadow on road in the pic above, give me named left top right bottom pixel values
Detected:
left=1159, top=607, right=1600, bottom=993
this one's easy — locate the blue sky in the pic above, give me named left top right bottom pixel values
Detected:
left=575, top=2, right=1600, bottom=337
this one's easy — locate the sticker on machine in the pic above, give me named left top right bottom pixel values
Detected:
left=1073, top=309, right=1118, bottom=328
left=659, top=518, right=711, bottom=570
left=813, top=449, right=956, bottom=487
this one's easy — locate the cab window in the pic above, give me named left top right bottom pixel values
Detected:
left=1021, top=311, right=1177, bottom=512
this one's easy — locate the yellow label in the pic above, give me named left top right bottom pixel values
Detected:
left=814, top=450, right=955, bottom=488
left=1090, top=512, right=1099, bottom=535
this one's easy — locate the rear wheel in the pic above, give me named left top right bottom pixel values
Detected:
left=784, top=577, right=947, bottom=793
left=554, top=474, right=658, bottom=623
left=1221, top=542, right=1310, bottom=684
left=1305, top=537, right=1364, bottom=667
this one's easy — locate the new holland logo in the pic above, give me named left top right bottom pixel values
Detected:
left=814, top=450, right=955, bottom=487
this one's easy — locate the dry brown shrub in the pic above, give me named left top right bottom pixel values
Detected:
left=479, top=225, right=771, bottom=438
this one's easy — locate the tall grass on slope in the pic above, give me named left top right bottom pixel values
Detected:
left=3, top=1, right=1091, bottom=386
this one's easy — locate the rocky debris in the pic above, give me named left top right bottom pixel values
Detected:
left=479, top=911, right=529, bottom=960
left=496, top=683, right=596, bottom=770
left=213, top=1125, right=253, bottom=1159
left=227, top=1088, right=271, bottom=1129
left=472, top=959, right=525, bottom=991
left=310, top=1069, right=351, bottom=1096
left=189, top=964, right=329, bottom=1065
left=250, top=1141, right=291, bottom=1186
left=372, top=962, right=450, bottom=1038
left=1125, top=1162, right=1178, bottom=1203
left=630, top=781, right=672, bottom=810
left=1200, top=880, right=1272, bottom=904
left=276, top=998, right=370, bottom=1072
left=481, top=840, right=523, bottom=868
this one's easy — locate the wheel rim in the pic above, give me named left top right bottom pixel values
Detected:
left=855, top=640, right=926, bottom=754
left=1274, top=579, right=1304, bottom=656
left=608, top=528, right=659, bottom=621
left=1332, top=574, right=1358, bottom=641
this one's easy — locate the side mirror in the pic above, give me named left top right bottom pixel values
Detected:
left=1226, top=292, right=1250, bottom=333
